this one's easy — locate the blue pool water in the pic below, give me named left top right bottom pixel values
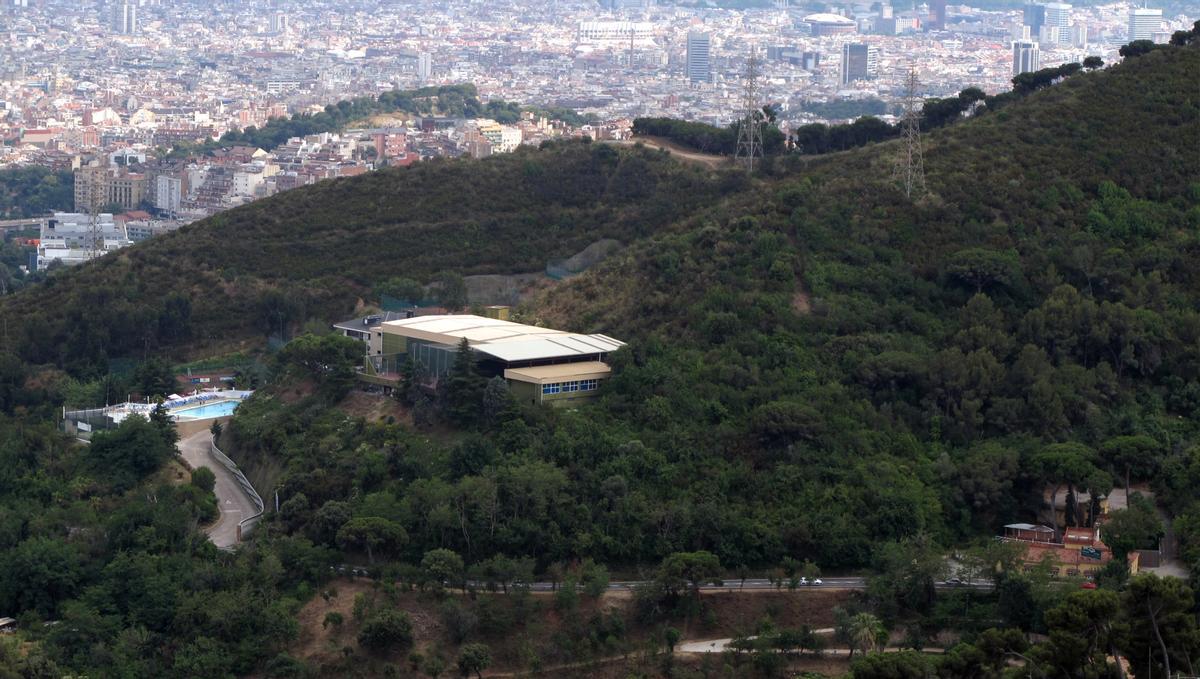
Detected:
left=171, top=400, right=241, bottom=420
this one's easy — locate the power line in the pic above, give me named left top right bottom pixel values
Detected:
left=894, top=68, right=928, bottom=200
left=734, top=50, right=763, bottom=173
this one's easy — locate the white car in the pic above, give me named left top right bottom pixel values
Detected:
left=798, top=576, right=809, bottom=586
left=811, top=578, right=823, bottom=586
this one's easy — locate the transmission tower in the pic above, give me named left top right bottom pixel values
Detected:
left=88, top=164, right=102, bottom=262
left=893, top=69, right=927, bottom=199
left=734, top=50, right=763, bottom=173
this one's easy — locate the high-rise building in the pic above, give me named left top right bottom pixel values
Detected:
left=928, top=0, right=947, bottom=30
left=1128, top=7, right=1162, bottom=41
left=269, top=11, right=289, bottom=33
left=110, top=0, right=136, bottom=34
left=417, top=52, right=432, bottom=80
left=840, top=43, right=878, bottom=85
left=1068, top=23, right=1088, bottom=48
left=1042, top=2, right=1071, bottom=43
left=1023, top=3, right=1046, bottom=38
left=685, top=31, right=711, bottom=85
left=1012, top=40, right=1040, bottom=75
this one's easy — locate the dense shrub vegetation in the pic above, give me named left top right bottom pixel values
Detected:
left=632, top=116, right=787, bottom=154
left=800, top=97, right=890, bottom=120
left=550, top=45, right=1199, bottom=566
left=0, top=166, right=73, bottom=217
left=636, top=59, right=1127, bottom=158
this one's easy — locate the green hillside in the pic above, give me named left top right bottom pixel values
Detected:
left=0, top=143, right=723, bottom=373
left=0, top=41, right=1196, bottom=679
left=531, top=44, right=1200, bottom=556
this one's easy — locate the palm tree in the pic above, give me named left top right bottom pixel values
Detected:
left=849, top=612, right=886, bottom=657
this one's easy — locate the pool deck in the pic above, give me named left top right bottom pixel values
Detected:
left=171, top=398, right=239, bottom=420
left=100, top=390, right=253, bottom=425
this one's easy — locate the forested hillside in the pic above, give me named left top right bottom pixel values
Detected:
left=0, top=40, right=1196, bottom=679
left=537, top=44, right=1200, bottom=558
left=0, top=142, right=724, bottom=374
left=0, top=166, right=74, bottom=217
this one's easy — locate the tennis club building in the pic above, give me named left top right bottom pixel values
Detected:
left=363, top=312, right=624, bottom=407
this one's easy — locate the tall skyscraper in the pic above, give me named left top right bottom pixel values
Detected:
left=110, top=0, right=136, bottom=34
left=928, top=0, right=947, bottom=30
left=685, top=32, right=711, bottom=85
left=1128, top=7, right=1162, bottom=41
left=1068, top=23, right=1088, bottom=48
left=840, top=43, right=878, bottom=85
left=1023, top=3, right=1046, bottom=38
left=269, top=11, right=289, bottom=33
left=417, top=52, right=432, bottom=80
left=1012, top=40, right=1040, bottom=75
left=1041, top=2, right=1071, bottom=43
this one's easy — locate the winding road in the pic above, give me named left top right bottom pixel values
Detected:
left=178, top=430, right=260, bottom=549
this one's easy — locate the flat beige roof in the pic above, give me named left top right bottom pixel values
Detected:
left=504, top=362, right=612, bottom=384
left=381, top=314, right=568, bottom=345
left=381, top=314, right=624, bottom=362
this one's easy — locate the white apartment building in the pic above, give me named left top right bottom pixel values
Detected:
left=577, top=21, right=655, bottom=43
left=155, top=174, right=182, bottom=215
left=37, top=213, right=132, bottom=269
left=233, top=167, right=265, bottom=197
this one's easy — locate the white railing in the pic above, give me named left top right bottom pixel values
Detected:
left=210, top=437, right=265, bottom=542
left=128, top=389, right=255, bottom=415
left=94, top=389, right=254, bottom=425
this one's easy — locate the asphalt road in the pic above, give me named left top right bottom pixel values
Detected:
left=329, top=567, right=995, bottom=594
left=178, top=430, right=259, bottom=549
left=585, top=578, right=992, bottom=593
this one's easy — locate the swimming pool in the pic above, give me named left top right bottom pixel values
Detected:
left=171, top=400, right=241, bottom=420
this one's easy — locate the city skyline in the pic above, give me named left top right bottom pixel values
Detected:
left=0, top=0, right=1194, bottom=227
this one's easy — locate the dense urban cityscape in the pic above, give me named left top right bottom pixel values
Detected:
left=1, top=0, right=1193, bottom=230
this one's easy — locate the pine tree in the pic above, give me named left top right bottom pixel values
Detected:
left=149, top=401, right=178, bottom=447
left=397, top=356, right=417, bottom=406
left=443, top=339, right=484, bottom=427
left=481, top=376, right=511, bottom=427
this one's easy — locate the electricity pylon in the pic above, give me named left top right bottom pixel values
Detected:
left=734, top=50, right=763, bottom=173
left=89, top=165, right=102, bottom=261
left=893, top=69, right=928, bottom=199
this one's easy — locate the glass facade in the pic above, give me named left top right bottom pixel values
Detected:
left=407, top=339, right=460, bottom=377
left=542, top=379, right=599, bottom=395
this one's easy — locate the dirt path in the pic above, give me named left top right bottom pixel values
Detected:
left=676, top=629, right=834, bottom=654
left=609, top=136, right=729, bottom=169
